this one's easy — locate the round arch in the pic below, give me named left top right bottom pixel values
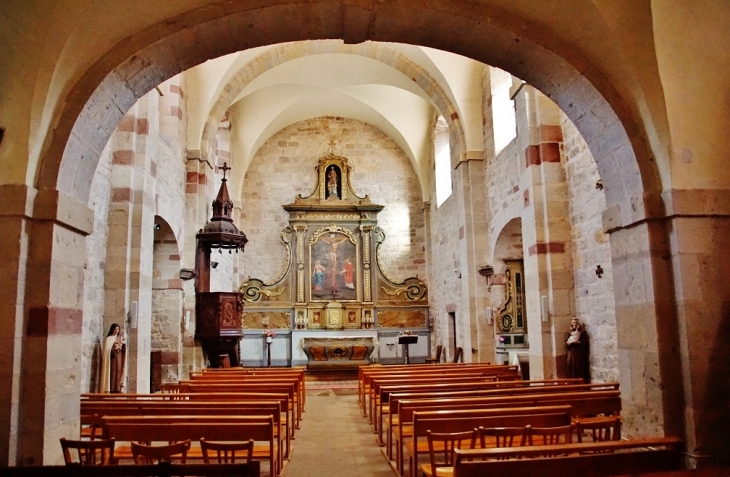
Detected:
left=38, top=0, right=660, bottom=230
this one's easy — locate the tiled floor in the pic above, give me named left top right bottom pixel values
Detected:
left=283, top=387, right=396, bottom=477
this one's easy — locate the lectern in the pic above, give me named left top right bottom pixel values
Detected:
left=398, top=335, right=418, bottom=364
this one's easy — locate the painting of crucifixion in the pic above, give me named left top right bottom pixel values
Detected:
left=310, top=231, right=357, bottom=301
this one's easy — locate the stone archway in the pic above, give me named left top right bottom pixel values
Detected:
left=19, top=0, right=689, bottom=465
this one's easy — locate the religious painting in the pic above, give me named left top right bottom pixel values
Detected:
left=347, top=311, right=356, bottom=324
left=310, top=231, right=357, bottom=301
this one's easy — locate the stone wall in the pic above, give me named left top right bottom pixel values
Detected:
left=239, top=117, right=426, bottom=287
left=561, top=114, right=618, bottom=382
left=81, top=144, right=113, bottom=392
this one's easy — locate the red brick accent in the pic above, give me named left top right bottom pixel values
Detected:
left=523, top=189, right=530, bottom=207
left=112, top=150, right=134, bottom=165
left=117, top=115, right=135, bottom=132
left=413, top=258, right=426, bottom=264
left=512, top=185, right=519, bottom=193
left=27, top=307, right=82, bottom=337
left=450, top=112, right=459, bottom=121
left=136, top=118, right=149, bottom=135
left=111, top=188, right=132, bottom=202
left=198, top=173, right=207, bottom=185
left=160, top=351, right=181, bottom=365
left=169, top=254, right=181, bottom=260
left=186, top=171, right=198, bottom=183
left=171, top=106, right=183, bottom=119
left=169, top=84, right=184, bottom=98
left=186, top=183, right=198, bottom=193
left=539, top=124, right=563, bottom=142
left=167, top=279, right=184, bottom=290
left=525, top=145, right=541, bottom=166
left=539, top=142, right=561, bottom=163
left=528, top=242, right=566, bottom=255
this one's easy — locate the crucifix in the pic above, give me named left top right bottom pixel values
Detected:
left=218, top=162, right=231, bottom=179
left=328, top=138, right=337, bottom=154
left=330, top=288, right=339, bottom=301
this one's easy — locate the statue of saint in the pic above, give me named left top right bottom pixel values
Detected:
left=566, top=317, right=590, bottom=383
left=100, top=323, right=127, bottom=393
left=326, top=166, right=339, bottom=198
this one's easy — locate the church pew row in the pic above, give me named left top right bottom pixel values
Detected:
left=392, top=392, right=620, bottom=475
left=103, top=419, right=279, bottom=476
left=82, top=392, right=294, bottom=439
left=406, top=406, right=572, bottom=477
left=0, top=463, right=261, bottom=476
left=181, top=375, right=305, bottom=422
left=367, top=368, right=525, bottom=426
left=452, top=438, right=684, bottom=477
left=83, top=401, right=290, bottom=459
left=375, top=380, right=619, bottom=446
left=358, top=364, right=520, bottom=414
left=178, top=383, right=300, bottom=429
left=191, top=369, right=307, bottom=410
left=357, top=363, right=517, bottom=410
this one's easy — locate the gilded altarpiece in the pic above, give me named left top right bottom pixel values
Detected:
left=239, top=154, right=429, bottom=334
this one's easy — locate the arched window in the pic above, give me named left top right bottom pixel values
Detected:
left=490, top=67, right=517, bottom=155
left=434, top=115, right=452, bottom=207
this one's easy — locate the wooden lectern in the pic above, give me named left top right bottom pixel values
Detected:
left=398, top=335, right=418, bottom=364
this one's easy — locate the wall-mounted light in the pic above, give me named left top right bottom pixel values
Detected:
left=211, top=261, right=219, bottom=269
left=179, top=268, right=196, bottom=280
left=154, top=223, right=161, bottom=231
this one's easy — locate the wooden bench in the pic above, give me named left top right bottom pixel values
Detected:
left=0, top=463, right=261, bottom=476
left=407, top=405, right=573, bottom=477
left=181, top=382, right=300, bottom=429
left=83, top=392, right=294, bottom=439
left=83, top=400, right=290, bottom=459
left=452, top=437, right=684, bottom=477
left=376, top=381, right=618, bottom=446
left=358, top=363, right=519, bottom=413
left=361, top=364, right=520, bottom=415
left=392, top=391, right=621, bottom=475
left=102, top=418, right=279, bottom=476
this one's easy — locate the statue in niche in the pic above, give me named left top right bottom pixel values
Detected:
left=101, top=323, right=127, bottom=393
left=566, top=317, right=590, bottom=383
left=326, top=165, right=340, bottom=199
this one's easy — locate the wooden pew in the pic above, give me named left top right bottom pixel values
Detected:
left=190, top=369, right=307, bottom=410
left=83, top=400, right=290, bottom=459
left=358, top=363, right=518, bottom=412
left=181, top=382, right=300, bottom=429
left=82, top=392, right=294, bottom=440
left=452, top=437, right=684, bottom=477
left=0, top=463, right=261, bottom=476
left=376, top=381, right=618, bottom=446
left=360, top=364, right=520, bottom=415
left=182, top=375, right=305, bottom=423
left=406, top=405, right=572, bottom=477
left=392, top=391, right=621, bottom=475
left=102, top=418, right=279, bottom=476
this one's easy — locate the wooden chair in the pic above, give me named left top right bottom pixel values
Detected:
left=200, top=438, right=254, bottom=464
left=575, top=417, right=621, bottom=444
left=474, top=426, right=527, bottom=451
left=524, top=424, right=573, bottom=456
left=79, top=414, right=102, bottom=440
left=453, top=347, right=463, bottom=363
left=422, top=429, right=478, bottom=477
left=60, top=437, right=116, bottom=465
left=131, top=440, right=191, bottom=464
left=425, top=344, right=443, bottom=364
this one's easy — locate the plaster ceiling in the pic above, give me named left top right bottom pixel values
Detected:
left=186, top=41, right=487, bottom=202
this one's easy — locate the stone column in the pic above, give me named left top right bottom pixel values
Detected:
left=455, top=153, right=491, bottom=363
left=520, top=88, right=576, bottom=379
left=17, top=189, right=93, bottom=465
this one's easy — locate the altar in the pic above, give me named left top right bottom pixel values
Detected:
left=292, top=330, right=377, bottom=368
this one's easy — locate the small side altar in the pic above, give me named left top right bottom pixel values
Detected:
left=301, top=335, right=375, bottom=370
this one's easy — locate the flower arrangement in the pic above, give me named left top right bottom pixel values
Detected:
left=264, top=329, right=276, bottom=338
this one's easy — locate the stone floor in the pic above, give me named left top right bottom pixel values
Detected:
left=282, top=383, right=396, bottom=477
